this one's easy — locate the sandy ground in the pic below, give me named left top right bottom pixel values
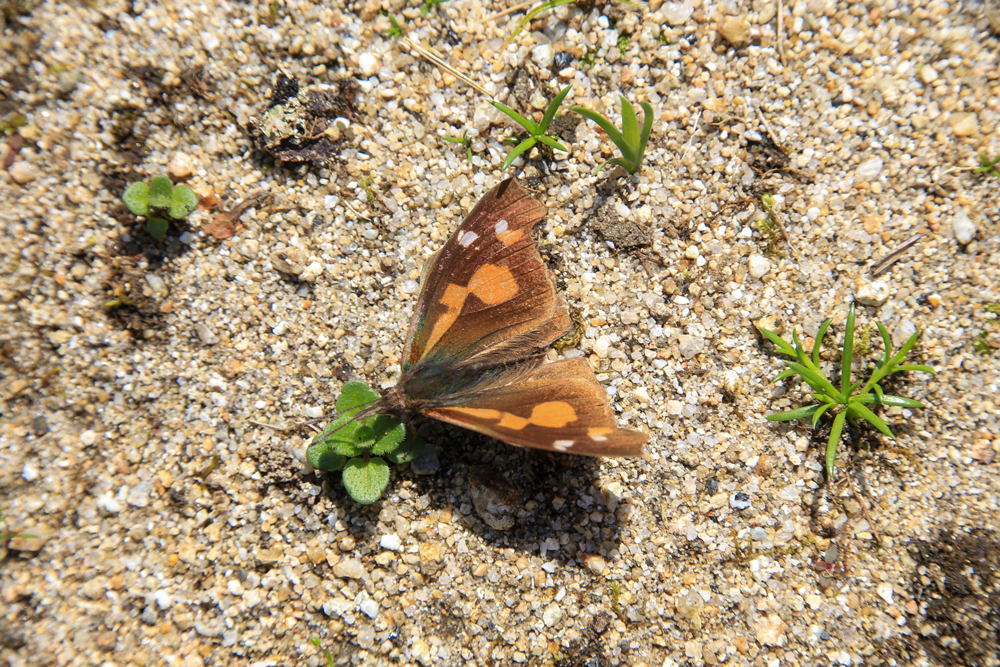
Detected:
left=1, top=0, right=1000, bottom=666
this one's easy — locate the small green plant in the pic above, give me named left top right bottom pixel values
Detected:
left=761, top=302, right=935, bottom=479
left=122, top=175, right=198, bottom=238
left=753, top=192, right=785, bottom=257
left=974, top=153, right=1000, bottom=178
left=973, top=302, right=1000, bottom=355
left=307, top=381, right=424, bottom=504
left=616, top=33, right=629, bottom=58
left=580, top=49, right=597, bottom=68
left=489, top=84, right=572, bottom=171
left=310, top=637, right=335, bottom=667
left=421, top=0, right=447, bottom=15
left=0, top=502, right=34, bottom=542
left=381, top=11, right=404, bottom=38
left=442, top=129, right=474, bottom=163
left=571, top=96, right=653, bottom=174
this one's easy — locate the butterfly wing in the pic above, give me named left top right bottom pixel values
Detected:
left=401, top=178, right=571, bottom=374
left=426, top=358, right=647, bottom=456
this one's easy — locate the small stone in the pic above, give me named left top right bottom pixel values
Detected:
left=893, top=319, right=917, bottom=347
left=96, top=491, right=122, bottom=515
left=154, top=590, right=172, bottom=610
left=634, top=386, right=651, bottom=403
left=806, top=594, right=824, bottom=610
left=971, top=440, right=996, bottom=464
left=359, top=598, right=379, bottom=618
left=918, top=64, right=938, bottom=84
left=685, top=244, right=700, bottom=259
left=358, top=52, right=380, bottom=77
left=334, top=558, right=366, bottom=579
left=7, top=524, right=51, bottom=552
left=953, top=207, right=976, bottom=244
left=409, top=440, right=439, bottom=475
left=663, top=1, right=694, bottom=24
left=195, top=323, right=218, bottom=345
left=855, top=277, right=890, bottom=307
left=412, top=639, right=432, bottom=665
left=379, top=534, right=402, bottom=551
left=949, top=112, right=978, bottom=137
left=418, top=541, right=446, bottom=575
left=531, top=43, right=554, bottom=69
left=80, top=430, right=97, bottom=446
left=877, top=582, right=894, bottom=605
left=300, top=261, right=324, bottom=282
left=271, top=247, right=306, bottom=275
left=731, top=491, right=751, bottom=511
left=582, top=553, right=607, bottom=575
left=542, top=603, right=563, bottom=627
left=467, top=465, right=518, bottom=531
left=748, top=254, right=771, bottom=279
left=718, top=16, right=751, bottom=46
left=755, top=613, right=786, bottom=646
left=593, top=335, right=612, bottom=359
left=666, top=400, right=684, bottom=415
left=167, top=151, right=195, bottom=180
left=855, top=156, right=884, bottom=182
left=678, top=334, right=705, bottom=359
left=126, top=481, right=152, bottom=508
left=8, top=161, right=38, bottom=184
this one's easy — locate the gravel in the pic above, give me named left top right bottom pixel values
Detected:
left=1, top=0, right=999, bottom=666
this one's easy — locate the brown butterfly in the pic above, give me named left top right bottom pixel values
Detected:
left=363, top=178, right=647, bottom=457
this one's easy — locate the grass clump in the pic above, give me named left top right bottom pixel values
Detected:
left=760, top=302, right=935, bottom=479
left=571, top=95, right=653, bottom=174
left=490, top=84, right=572, bottom=171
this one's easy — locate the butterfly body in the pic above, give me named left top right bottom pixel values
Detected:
left=372, top=178, right=647, bottom=457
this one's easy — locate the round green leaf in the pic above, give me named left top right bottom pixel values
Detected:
left=337, top=380, right=380, bottom=413
left=168, top=184, right=199, bottom=219
left=342, top=457, right=389, bottom=504
left=146, top=217, right=169, bottom=238
left=355, top=424, right=375, bottom=443
left=122, top=182, right=149, bottom=216
left=148, top=175, right=173, bottom=209
left=369, top=415, right=406, bottom=455
left=306, top=441, right=347, bottom=471
left=385, top=432, right=425, bottom=464
left=334, top=439, right=365, bottom=457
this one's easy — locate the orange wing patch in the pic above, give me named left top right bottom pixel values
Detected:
left=450, top=401, right=578, bottom=431
left=493, top=218, right=524, bottom=246
left=419, top=264, right=520, bottom=360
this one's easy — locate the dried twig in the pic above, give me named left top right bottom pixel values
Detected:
left=483, top=0, right=536, bottom=23
left=870, top=233, right=925, bottom=276
left=401, top=38, right=493, bottom=98
left=776, top=0, right=787, bottom=65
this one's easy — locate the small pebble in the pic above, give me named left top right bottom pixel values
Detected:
left=731, top=492, right=751, bottom=511
left=748, top=254, right=771, bottom=279
left=718, top=16, right=751, bottom=46
left=953, top=207, right=976, bottom=244
left=8, top=161, right=38, bottom=184
left=168, top=151, right=195, bottom=180
left=949, top=112, right=978, bottom=137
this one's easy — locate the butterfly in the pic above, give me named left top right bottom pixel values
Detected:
left=358, top=178, right=647, bottom=457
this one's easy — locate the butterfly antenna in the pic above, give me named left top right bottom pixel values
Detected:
left=311, top=396, right=391, bottom=443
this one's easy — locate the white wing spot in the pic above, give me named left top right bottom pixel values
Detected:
left=591, top=434, right=608, bottom=442
left=459, top=231, right=479, bottom=247
left=495, top=219, right=508, bottom=234
left=553, top=440, right=574, bottom=451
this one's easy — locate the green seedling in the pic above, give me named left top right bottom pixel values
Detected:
left=760, top=302, right=935, bottom=479
left=974, top=153, right=1000, bottom=179
left=421, top=0, right=448, bottom=15
left=442, top=129, right=474, bottom=163
left=616, top=33, right=629, bottom=57
left=307, top=381, right=424, bottom=504
left=489, top=84, right=571, bottom=171
left=0, top=502, right=35, bottom=542
left=310, top=637, right=335, bottom=667
left=753, top=192, right=785, bottom=257
left=502, top=0, right=576, bottom=52
left=572, top=96, right=653, bottom=174
left=122, top=175, right=198, bottom=238
left=381, top=12, right=404, bottom=38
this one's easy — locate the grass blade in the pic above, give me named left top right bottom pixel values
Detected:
left=812, top=319, right=832, bottom=366
left=539, top=85, right=572, bottom=134
left=759, top=327, right=797, bottom=356
left=489, top=101, right=539, bottom=135
left=536, top=134, right=569, bottom=152
left=766, top=404, right=822, bottom=421
left=812, top=402, right=834, bottom=427
left=893, top=364, right=935, bottom=373
left=847, top=401, right=895, bottom=439
left=826, top=410, right=848, bottom=479
left=571, top=106, right=628, bottom=158
left=840, top=302, right=856, bottom=395
left=785, top=361, right=841, bottom=399
left=501, top=137, right=538, bottom=170
left=620, top=95, right=639, bottom=150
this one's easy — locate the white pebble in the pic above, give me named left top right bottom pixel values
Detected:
left=227, top=580, right=244, bottom=596
left=358, top=52, right=380, bottom=77
left=634, top=386, right=651, bottom=403
left=855, top=156, right=883, bottom=182
left=379, top=534, right=402, bottom=551
left=593, top=335, right=612, bottom=359
left=96, top=491, right=122, bottom=515
left=167, top=151, right=195, bottom=180
left=953, top=207, right=976, bottom=244
left=80, top=430, right=97, bottom=445
left=154, top=590, right=172, bottom=610
left=22, top=462, right=38, bottom=482
left=359, top=599, right=380, bottom=619
left=748, top=254, right=771, bottom=279
left=531, top=43, right=554, bottom=69
left=8, top=161, right=38, bottom=184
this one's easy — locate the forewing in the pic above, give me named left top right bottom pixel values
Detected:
left=402, top=178, right=570, bottom=372
left=426, top=358, right=647, bottom=457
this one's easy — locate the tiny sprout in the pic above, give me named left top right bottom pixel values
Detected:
left=760, top=302, right=935, bottom=479
left=572, top=96, right=653, bottom=175
left=489, top=84, right=571, bottom=171
left=442, top=129, right=474, bottom=163
left=122, top=175, right=198, bottom=238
